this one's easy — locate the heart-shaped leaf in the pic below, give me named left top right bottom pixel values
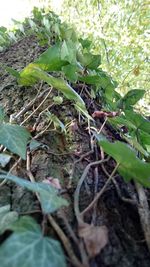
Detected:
left=0, top=123, right=31, bottom=159
left=0, top=216, right=67, bottom=267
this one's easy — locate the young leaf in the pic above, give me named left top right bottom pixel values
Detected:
left=0, top=123, right=31, bottom=160
left=0, top=173, right=68, bottom=214
left=0, top=216, right=67, bottom=267
left=97, top=138, right=150, bottom=187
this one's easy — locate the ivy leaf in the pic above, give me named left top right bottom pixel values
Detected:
left=77, top=52, right=101, bottom=70
left=62, top=64, right=78, bottom=82
left=10, top=216, right=41, bottom=233
left=0, top=205, right=18, bottom=235
left=117, top=89, right=145, bottom=109
left=125, top=110, right=150, bottom=134
left=60, top=40, right=77, bottom=64
left=34, top=43, right=68, bottom=71
left=79, top=75, right=102, bottom=85
left=0, top=216, right=67, bottom=267
left=0, top=123, right=31, bottom=160
left=0, top=173, right=68, bottom=214
left=97, top=137, right=150, bottom=187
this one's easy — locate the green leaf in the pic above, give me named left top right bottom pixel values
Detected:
left=10, top=216, right=41, bottom=233
left=60, top=40, right=77, bottom=64
left=123, top=135, right=149, bottom=157
left=0, top=216, right=67, bottom=267
left=0, top=173, right=68, bottom=214
left=62, top=64, right=78, bottom=82
left=0, top=153, right=11, bottom=167
left=0, top=124, right=31, bottom=160
left=97, top=138, right=150, bottom=187
left=79, top=38, right=92, bottom=49
left=79, top=74, right=102, bottom=85
left=78, top=52, right=101, bottom=70
left=118, top=89, right=145, bottom=109
left=138, top=130, right=150, bottom=147
left=34, top=43, right=68, bottom=71
left=125, top=110, right=150, bottom=134
left=0, top=205, right=18, bottom=235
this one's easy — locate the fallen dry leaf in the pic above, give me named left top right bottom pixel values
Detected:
left=78, top=222, right=108, bottom=258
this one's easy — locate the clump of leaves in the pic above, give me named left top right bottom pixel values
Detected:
left=0, top=6, right=150, bottom=267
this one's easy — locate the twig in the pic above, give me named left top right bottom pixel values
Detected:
left=74, top=158, right=109, bottom=223
left=81, top=163, right=119, bottom=217
left=68, top=150, right=94, bottom=188
left=47, top=214, right=85, bottom=267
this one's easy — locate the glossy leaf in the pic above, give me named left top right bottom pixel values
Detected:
left=0, top=123, right=31, bottom=160
left=0, top=173, right=68, bottom=214
left=97, top=138, right=150, bottom=187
